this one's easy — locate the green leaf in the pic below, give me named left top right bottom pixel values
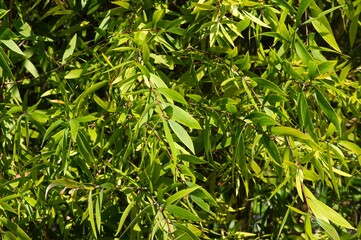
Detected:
left=209, top=22, right=219, bottom=47
left=311, top=19, right=340, bottom=52
left=165, top=186, right=200, bottom=207
left=135, top=62, right=150, bottom=79
left=220, top=24, right=235, bottom=47
left=166, top=205, right=201, bottom=221
left=246, top=112, right=279, bottom=127
left=178, top=155, right=207, bottom=164
left=297, top=91, right=308, bottom=129
left=0, top=47, right=14, bottom=81
left=296, top=169, right=304, bottom=201
left=317, top=219, right=340, bottom=240
left=187, top=182, right=218, bottom=207
left=150, top=73, right=167, bottom=88
left=62, top=33, right=77, bottom=64
left=190, top=195, right=213, bottom=215
left=272, top=0, right=296, bottom=12
left=308, top=3, right=341, bottom=52
left=112, top=1, right=130, bottom=9
left=271, top=126, right=311, bottom=141
left=152, top=9, right=164, bottom=27
left=23, top=59, right=39, bottom=78
left=169, top=120, right=195, bottom=154
left=1, top=40, right=26, bottom=56
left=0, top=27, right=17, bottom=40
left=314, top=88, right=341, bottom=135
left=0, top=202, right=16, bottom=214
left=304, top=186, right=354, bottom=229
left=0, top=217, right=31, bottom=240
left=252, top=77, right=286, bottom=96
left=69, top=119, right=80, bottom=142
left=28, top=111, right=48, bottom=124
left=0, top=9, right=10, bottom=20
left=338, top=140, right=361, bottom=166
left=271, top=126, right=320, bottom=150
left=234, top=132, right=248, bottom=180
left=75, top=115, right=98, bottom=123
left=93, top=94, right=108, bottom=110
left=76, top=130, right=95, bottom=165
left=157, top=88, right=187, bottom=105
left=173, top=223, right=201, bottom=240
left=160, top=117, right=178, bottom=177
left=295, top=40, right=313, bottom=65
left=88, top=190, right=97, bottom=238
left=115, top=201, right=136, bottom=236
left=73, top=80, right=108, bottom=107
left=65, top=69, right=83, bottom=79
left=42, top=119, right=64, bottom=146
left=164, top=103, right=201, bottom=129
left=142, top=42, right=150, bottom=64
left=262, top=135, right=282, bottom=166
left=95, top=11, right=110, bottom=42
left=243, top=11, right=270, bottom=28
left=349, top=4, right=361, bottom=48
left=95, top=194, right=102, bottom=233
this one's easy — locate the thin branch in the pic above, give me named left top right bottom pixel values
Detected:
left=152, top=196, right=175, bottom=240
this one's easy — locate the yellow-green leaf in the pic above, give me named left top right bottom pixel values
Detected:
left=166, top=205, right=201, bottom=221
left=304, top=186, right=354, bottom=229
left=62, top=33, right=77, bottom=64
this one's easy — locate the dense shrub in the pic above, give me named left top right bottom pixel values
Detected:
left=1, top=0, right=361, bottom=239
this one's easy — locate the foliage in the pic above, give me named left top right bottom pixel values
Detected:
left=1, top=0, right=361, bottom=239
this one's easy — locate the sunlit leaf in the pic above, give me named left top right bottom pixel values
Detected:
left=314, top=88, right=341, bottom=135
left=304, top=186, right=355, bottom=229
left=1, top=40, right=26, bottom=56
left=169, top=120, right=195, bottom=154
left=157, top=88, right=187, bottom=105
left=62, top=33, right=77, bottom=64
left=246, top=112, right=279, bottom=127
left=166, top=205, right=201, bottom=221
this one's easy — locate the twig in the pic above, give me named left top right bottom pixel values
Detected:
left=152, top=196, right=175, bottom=240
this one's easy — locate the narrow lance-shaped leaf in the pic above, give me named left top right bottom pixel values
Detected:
left=163, top=103, right=201, bottom=129
left=0, top=47, right=14, bottom=81
left=338, top=140, right=361, bottom=166
left=1, top=39, right=26, bottom=56
left=314, top=88, right=341, bottom=135
left=115, top=200, right=136, bottom=236
left=166, top=205, right=201, bottom=221
left=69, top=119, right=80, bottom=142
left=169, top=120, right=195, bottom=154
left=242, top=11, right=270, bottom=28
left=62, top=33, right=77, bottom=64
left=73, top=80, right=108, bottom=108
left=252, top=77, right=287, bottom=96
left=0, top=217, right=31, bottom=240
left=317, top=219, right=340, bottom=240
left=304, top=186, right=354, bottom=229
left=209, top=22, right=219, bottom=47
left=165, top=186, right=200, bottom=207
left=271, top=126, right=320, bottom=150
left=295, top=40, right=313, bottom=65
left=308, top=2, right=341, bottom=52
left=234, top=132, right=248, bottom=180
left=349, top=3, right=361, bottom=47
left=157, top=88, right=187, bottom=105
left=162, top=116, right=178, bottom=177
left=76, top=130, right=95, bottom=165
left=246, top=112, right=279, bottom=127
left=88, top=190, right=97, bottom=238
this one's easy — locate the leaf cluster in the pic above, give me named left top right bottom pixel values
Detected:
left=1, top=0, right=361, bottom=239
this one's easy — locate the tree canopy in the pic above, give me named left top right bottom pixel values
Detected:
left=1, top=0, right=361, bottom=239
